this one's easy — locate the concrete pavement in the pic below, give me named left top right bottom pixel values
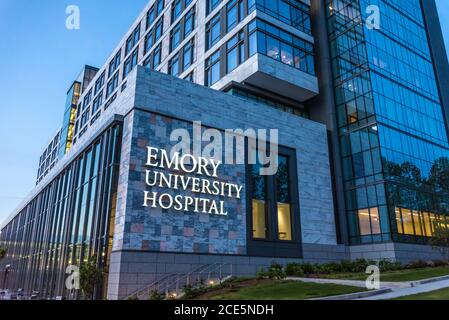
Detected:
left=287, top=275, right=449, bottom=300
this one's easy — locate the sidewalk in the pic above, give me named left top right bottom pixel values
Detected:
left=359, top=279, right=449, bottom=300
left=287, top=277, right=409, bottom=290
left=287, top=276, right=449, bottom=300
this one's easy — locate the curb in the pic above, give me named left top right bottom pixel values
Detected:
left=410, top=275, right=449, bottom=287
left=311, top=288, right=393, bottom=301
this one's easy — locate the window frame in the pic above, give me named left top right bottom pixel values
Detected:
left=206, top=13, right=221, bottom=50
left=205, top=50, right=221, bottom=86
left=207, top=0, right=222, bottom=15
left=246, top=145, right=302, bottom=258
left=226, top=31, right=245, bottom=73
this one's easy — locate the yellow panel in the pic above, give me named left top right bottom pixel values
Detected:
left=252, top=199, right=266, bottom=239
left=395, top=207, right=404, bottom=234
left=430, top=213, right=437, bottom=234
left=413, top=210, right=423, bottom=236
left=422, top=212, right=432, bottom=237
left=370, top=207, right=381, bottom=235
left=358, top=209, right=371, bottom=236
left=277, top=203, right=292, bottom=241
left=401, top=209, right=414, bottom=235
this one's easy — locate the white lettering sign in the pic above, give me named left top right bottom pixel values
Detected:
left=143, top=147, right=243, bottom=216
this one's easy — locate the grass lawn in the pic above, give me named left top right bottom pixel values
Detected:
left=394, top=288, right=449, bottom=300
left=195, top=279, right=367, bottom=300
left=314, top=266, right=449, bottom=282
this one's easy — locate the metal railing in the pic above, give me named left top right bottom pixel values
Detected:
left=125, top=263, right=233, bottom=300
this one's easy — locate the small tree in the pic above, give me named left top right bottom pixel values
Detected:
left=79, top=256, right=103, bottom=300
left=430, top=223, right=449, bottom=264
left=0, top=247, right=6, bottom=260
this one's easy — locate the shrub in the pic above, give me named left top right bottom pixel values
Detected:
left=149, top=290, right=165, bottom=300
left=183, top=284, right=207, bottom=299
left=340, top=260, right=354, bottom=273
left=285, top=263, right=304, bottom=277
left=326, top=262, right=344, bottom=273
left=314, top=264, right=332, bottom=275
left=79, top=256, right=103, bottom=300
left=408, top=260, right=428, bottom=269
left=300, top=263, right=317, bottom=275
left=351, top=259, right=372, bottom=273
left=267, top=262, right=286, bottom=280
left=433, top=260, right=448, bottom=267
left=379, top=259, right=402, bottom=272
left=0, top=247, right=6, bottom=260
left=256, top=268, right=268, bottom=279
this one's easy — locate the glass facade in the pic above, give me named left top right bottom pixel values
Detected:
left=327, top=0, right=449, bottom=244
left=0, top=124, right=122, bottom=299
left=248, top=0, right=312, bottom=35
left=248, top=19, right=315, bottom=75
left=59, top=82, right=81, bottom=159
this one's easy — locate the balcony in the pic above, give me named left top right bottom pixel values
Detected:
left=211, top=53, right=319, bottom=102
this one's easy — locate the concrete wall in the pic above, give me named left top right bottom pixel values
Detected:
left=350, top=243, right=449, bottom=263
left=107, top=243, right=350, bottom=300
left=112, top=67, right=337, bottom=250
left=107, top=67, right=340, bottom=299
left=393, top=243, right=448, bottom=263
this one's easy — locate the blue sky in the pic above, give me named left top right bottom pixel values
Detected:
left=0, top=1, right=448, bottom=224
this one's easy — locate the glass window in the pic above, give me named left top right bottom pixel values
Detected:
left=395, top=207, right=403, bottom=234
left=169, top=55, right=180, bottom=77
left=106, top=73, right=119, bottom=98
left=281, top=42, right=293, bottom=66
left=94, top=72, right=105, bottom=95
left=156, top=0, right=164, bottom=15
left=170, top=24, right=182, bottom=51
left=126, top=25, right=140, bottom=56
left=422, top=212, right=432, bottom=237
left=358, top=209, right=371, bottom=236
left=155, top=20, right=163, bottom=40
left=249, top=19, right=314, bottom=75
left=183, top=41, right=194, bottom=70
left=92, top=93, right=103, bottom=114
left=206, top=14, right=221, bottom=50
left=276, top=156, right=292, bottom=241
left=402, top=208, right=414, bottom=235
left=145, top=31, right=154, bottom=54
left=226, top=0, right=240, bottom=32
left=184, top=71, right=194, bottom=82
left=266, top=36, right=280, bottom=60
left=249, top=32, right=257, bottom=56
left=108, top=50, right=121, bottom=78
left=249, top=150, right=297, bottom=242
left=184, top=9, right=195, bottom=37
left=358, top=207, right=381, bottom=236
left=153, top=44, right=162, bottom=68
left=146, top=7, right=156, bottom=29
left=254, top=0, right=311, bottom=34
left=413, top=210, right=423, bottom=236
left=172, top=0, right=182, bottom=22
left=123, top=49, right=138, bottom=79
left=370, top=207, right=381, bottom=234
left=205, top=50, right=221, bottom=86
left=226, top=32, right=245, bottom=73
left=207, top=0, right=222, bottom=14
left=227, top=46, right=238, bottom=72
left=251, top=163, right=267, bottom=239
